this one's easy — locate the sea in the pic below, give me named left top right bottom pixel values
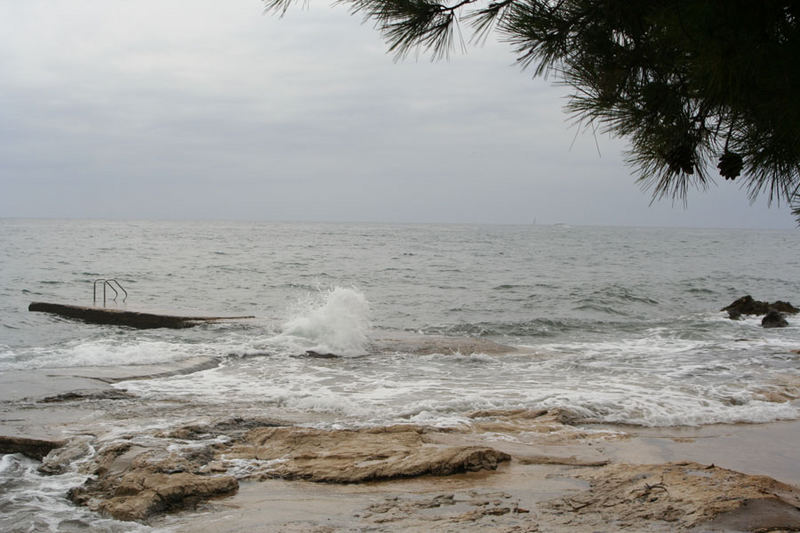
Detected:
left=1, top=218, right=799, bottom=531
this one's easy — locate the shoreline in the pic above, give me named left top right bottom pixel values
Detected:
left=2, top=361, right=800, bottom=531
left=151, top=418, right=800, bottom=532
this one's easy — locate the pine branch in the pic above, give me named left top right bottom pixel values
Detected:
left=263, top=0, right=800, bottom=217
left=465, top=0, right=515, bottom=43
left=344, top=0, right=481, bottom=59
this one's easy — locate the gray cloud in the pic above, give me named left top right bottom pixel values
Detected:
left=0, top=0, right=795, bottom=228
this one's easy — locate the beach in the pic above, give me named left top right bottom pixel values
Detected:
left=3, top=352, right=800, bottom=532
left=1, top=220, right=800, bottom=531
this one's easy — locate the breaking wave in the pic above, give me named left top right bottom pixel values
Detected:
left=277, top=286, right=371, bottom=356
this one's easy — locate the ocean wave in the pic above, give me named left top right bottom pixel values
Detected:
left=274, top=286, right=371, bottom=357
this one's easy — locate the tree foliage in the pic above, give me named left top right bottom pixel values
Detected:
left=265, top=0, right=800, bottom=221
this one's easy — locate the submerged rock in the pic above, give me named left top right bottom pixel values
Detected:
left=369, top=334, right=518, bottom=356
left=722, top=295, right=799, bottom=319
left=303, top=350, right=339, bottom=358
left=763, top=310, right=790, bottom=328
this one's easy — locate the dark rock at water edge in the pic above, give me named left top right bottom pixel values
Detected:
left=722, top=295, right=799, bottom=320
left=0, top=435, right=65, bottom=460
left=303, top=350, right=339, bottom=358
left=28, top=301, right=255, bottom=329
left=762, top=311, right=789, bottom=328
left=67, top=441, right=239, bottom=522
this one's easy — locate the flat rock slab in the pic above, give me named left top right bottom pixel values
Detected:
left=227, top=425, right=511, bottom=483
left=29, top=302, right=254, bottom=329
left=543, top=461, right=800, bottom=530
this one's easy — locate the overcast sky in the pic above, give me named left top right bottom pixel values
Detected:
left=0, top=0, right=795, bottom=228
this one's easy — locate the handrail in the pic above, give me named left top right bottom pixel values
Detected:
left=93, top=278, right=128, bottom=307
left=107, top=279, right=127, bottom=302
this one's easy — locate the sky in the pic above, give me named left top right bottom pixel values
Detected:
left=0, top=0, right=795, bottom=228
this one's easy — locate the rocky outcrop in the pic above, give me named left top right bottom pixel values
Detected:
left=67, top=442, right=238, bottom=522
left=763, top=310, right=790, bottom=328
left=226, top=425, right=510, bottom=483
left=64, top=422, right=510, bottom=521
left=82, top=471, right=238, bottom=522
left=39, top=437, right=93, bottom=474
left=0, top=435, right=65, bottom=460
left=543, top=461, right=800, bottom=531
left=722, top=295, right=799, bottom=319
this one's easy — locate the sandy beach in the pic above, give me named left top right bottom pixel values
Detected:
left=3, top=358, right=800, bottom=532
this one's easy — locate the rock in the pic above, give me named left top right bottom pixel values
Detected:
left=227, top=425, right=510, bottom=483
left=70, top=470, right=237, bottom=522
left=98, top=471, right=238, bottom=522
left=67, top=441, right=238, bottom=522
left=772, top=300, right=800, bottom=314
left=158, top=417, right=284, bottom=440
left=542, top=462, right=800, bottom=531
left=722, top=295, right=799, bottom=319
left=41, top=389, right=136, bottom=403
left=762, top=310, right=789, bottom=328
left=39, top=437, right=93, bottom=475
left=0, top=435, right=65, bottom=460
left=303, top=350, right=339, bottom=358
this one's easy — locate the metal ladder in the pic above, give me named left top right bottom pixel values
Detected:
left=93, top=279, right=128, bottom=306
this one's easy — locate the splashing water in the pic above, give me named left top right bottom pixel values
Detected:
left=278, top=287, right=371, bottom=356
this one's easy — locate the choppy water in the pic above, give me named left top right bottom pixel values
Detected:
left=2, top=219, right=800, bottom=428
left=2, top=219, right=800, bottom=531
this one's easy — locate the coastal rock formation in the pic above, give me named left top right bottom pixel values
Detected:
left=226, top=425, right=511, bottom=483
left=94, top=471, right=237, bottom=522
left=0, top=435, right=65, bottom=460
left=63, top=422, right=510, bottom=521
left=52, top=414, right=800, bottom=530
left=39, top=437, right=93, bottom=475
left=763, top=310, right=790, bottom=328
left=722, top=295, right=799, bottom=319
left=67, top=442, right=238, bottom=522
left=542, top=461, right=800, bottom=530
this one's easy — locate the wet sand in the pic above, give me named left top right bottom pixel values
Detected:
left=2, top=361, right=800, bottom=531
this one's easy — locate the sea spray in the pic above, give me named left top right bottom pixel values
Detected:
left=278, top=287, right=370, bottom=356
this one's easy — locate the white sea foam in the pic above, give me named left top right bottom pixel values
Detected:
left=1, top=339, right=208, bottom=370
left=0, top=454, right=152, bottom=533
left=117, top=333, right=800, bottom=429
left=276, top=286, right=371, bottom=356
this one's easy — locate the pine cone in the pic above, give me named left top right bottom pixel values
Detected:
left=717, top=151, right=743, bottom=180
left=665, top=143, right=695, bottom=175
